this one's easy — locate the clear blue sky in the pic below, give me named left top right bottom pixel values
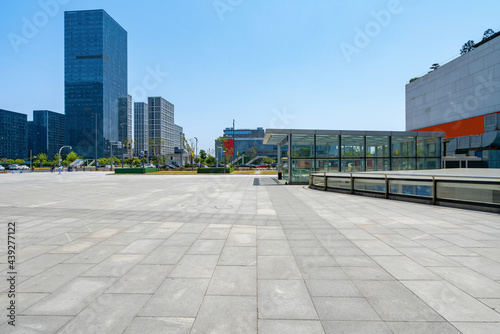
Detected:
left=1, top=0, right=499, bottom=151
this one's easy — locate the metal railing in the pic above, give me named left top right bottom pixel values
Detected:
left=309, top=172, right=500, bottom=213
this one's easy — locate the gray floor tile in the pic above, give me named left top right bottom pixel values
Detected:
left=306, top=280, right=362, bottom=297
left=168, top=255, right=218, bottom=278
left=207, top=266, right=256, bottom=295
left=191, top=296, right=257, bottom=333
left=107, top=264, right=172, bottom=293
left=313, top=297, right=381, bottom=320
left=187, top=239, right=225, bottom=255
left=218, top=246, right=257, bottom=266
left=58, top=294, right=150, bottom=334
left=258, top=256, right=302, bottom=279
left=259, top=319, right=325, bottom=334
left=386, top=321, right=461, bottom=334
left=22, top=277, right=116, bottom=316
left=0, top=315, right=72, bottom=334
left=323, top=320, right=392, bottom=334
left=139, top=278, right=209, bottom=317
left=258, top=279, right=318, bottom=319
left=123, top=317, right=194, bottom=334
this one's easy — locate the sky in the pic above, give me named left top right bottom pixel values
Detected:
left=1, top=0, right=500, bottom=152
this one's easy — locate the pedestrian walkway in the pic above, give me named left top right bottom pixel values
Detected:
left=0, top=173, right=499, bottom=333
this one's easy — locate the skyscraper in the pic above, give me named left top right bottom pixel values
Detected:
left=118, top=94, right=132, bottom=151
left=32, top=110, right=65, bottom=158
left=134, top=102, right=149, bottom=157
left=0, top=109, right=27, bottom=160
left=148, top=97, right=174, bottom=157
left=64, top=9, right=127, bottom=159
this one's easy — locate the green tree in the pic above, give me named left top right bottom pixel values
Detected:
left=460, top=40, right=475, bottom=55
left=262, top=157, right=274, bottom=164
left=15, top=159, right=24, bottom=164
left=483, top=29, right=495, bottom=40
left=66, top=151, right=78, bottom=163
left=199, top=149, right=207, bottom=161
left=205, top=155, right=216, bottom=165
left=215, top=136, right=234, bottom=167
left=6, top=159, right=15, bottom=164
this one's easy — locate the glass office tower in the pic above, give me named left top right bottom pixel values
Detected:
left=32, top=110, right=65, bottom=158
left=64, top=9, right=127, bottom=159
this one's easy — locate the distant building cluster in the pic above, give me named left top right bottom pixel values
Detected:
left=0, top=9, right=186, bottom=165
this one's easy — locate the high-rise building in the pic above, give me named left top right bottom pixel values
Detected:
left=134, top=102, right=148, bottom=157
left=64, top=9, right=127, bottom=159
left=148, top=97, right=174, bottom=157
left=0, top=109, right=27, bottom=160
left=118, top=94, right=132, bottom=150
left=32, top=110, right=65, bottom=158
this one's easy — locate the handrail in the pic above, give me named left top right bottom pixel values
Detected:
left=309, top=171, right=500, bottom=213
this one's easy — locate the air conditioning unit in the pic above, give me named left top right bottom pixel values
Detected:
left=484, top=113, right=499, bottom=132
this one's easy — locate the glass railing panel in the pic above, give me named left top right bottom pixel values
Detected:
left=437, top=182, right=500, bottom=204
left=327, top=177, right=351, bottom=189
left=389, top=179, right=432, bottom=197
left=354, top=178, right=385, bottom=193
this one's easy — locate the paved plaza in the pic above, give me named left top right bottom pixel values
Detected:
left=1, top=171, right=500, bottom=333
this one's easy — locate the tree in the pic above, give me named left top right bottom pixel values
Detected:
left=123, top=139, right=136, bottom=161
left=199, top=149, right=207, bottom=161
left=429, top=63, right=440, bottom=71
left=483, top=29, right=495, bottom=40
left=15, top=159, right=24, bottom=164
left=249, top=146, right=258, bottom=159
left=460, top=40, right=475, bottom=55
left=66, top=151, right=78, bottom=163
left=215, top=136, right=234, bottom=167
left=205, top=155, right=216, bottom=165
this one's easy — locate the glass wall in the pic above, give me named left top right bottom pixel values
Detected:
left=267, top=131, right=442, bottom=183
left=341, top=135, right=364, bottom=172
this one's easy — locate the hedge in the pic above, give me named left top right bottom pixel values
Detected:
left=197, top=167, right=234, bottom=174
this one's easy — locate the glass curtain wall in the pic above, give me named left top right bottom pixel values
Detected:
left=341, top=135, right=365, bottom=172
left=278, top=132, right=441, bottom=183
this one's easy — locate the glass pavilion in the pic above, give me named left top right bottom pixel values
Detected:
left=263, top=129, right=444, bottom=184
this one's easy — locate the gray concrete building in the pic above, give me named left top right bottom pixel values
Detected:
left=405, top=32, right=500, bottom=167
left=148, top=97, right=174, bottom=157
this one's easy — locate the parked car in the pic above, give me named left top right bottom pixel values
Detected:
left=20, top=165, right=29, bottom=170
left=256, top=164, right=268, bottom=168
left=6, top=164, right=20, bottom=170
left=0, top=165, right=5, bottom=172
left=240, top=164, right=256, bottom=168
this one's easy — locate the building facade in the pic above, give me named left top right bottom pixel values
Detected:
left=32, top=110, right=65, bottom=158
left=148, top=97, right=174, bottom=157
left=264, top=129, right=443, bottom=184
left=134, top=102, right=148, bottom=157
left=406, top=33, right=500, bottom=167
left=64, top=9, right=127, bottom=159
left=118, top=94, right=132, bottom=151
left=0, top=109, right=27, bottom=160
left=216, top=127, right=276, bottom=164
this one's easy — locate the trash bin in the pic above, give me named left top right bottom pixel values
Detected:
left=278, top=172, right=282, bottom=180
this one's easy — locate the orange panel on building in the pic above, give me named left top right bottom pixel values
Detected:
left=414, top=114, right=489, bottom=139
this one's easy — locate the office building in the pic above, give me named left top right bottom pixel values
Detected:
left=216, top=127, right=276, bottom=164
left=0, top=109, right=27, bottom=160
left=134, top=102, right=148, bottom=157
left=406, top=32, right=500, bottom=167
left=118, top=95, right=132, bottom=148
left=64, top=9, right=127, bottom=159
left=32, top=110, right=65, bottom=158
left=148, top=97, right=174, bottom=157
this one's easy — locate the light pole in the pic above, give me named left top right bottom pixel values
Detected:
left=110, top=141, right=120, bottom=171
left=92, top=114, right=101, bottom=170
left=58, top=146, right=72, bottom=167
left=194, top=137, right=198, bottom=167
left=119, top=122, right=127, bottom=168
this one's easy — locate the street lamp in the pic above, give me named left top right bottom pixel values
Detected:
left=110, top=141, right=120, bottom=171
left=58, top=146, right=72, bottom=167
left=194, top=137, right=198, bottom=167
left=91, top=113, right=101, bottom=170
